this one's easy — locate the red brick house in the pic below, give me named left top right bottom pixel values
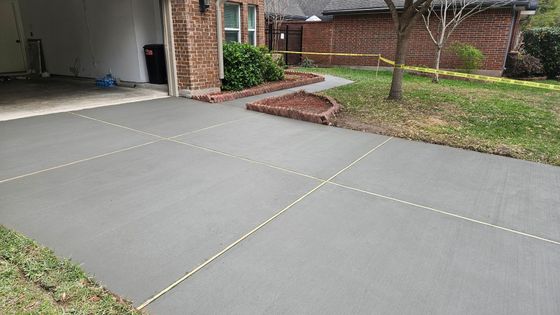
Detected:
left=3, top=0, right=265, bottom=98
left=170, top=0, right=266, bottom=97
left=273, top=0, right=537, bottom=75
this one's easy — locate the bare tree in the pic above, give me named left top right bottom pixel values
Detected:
left=422, top=0, right=513, bottom=82
left=384, top=0, right=435, bottom=100
left=264, top=0, right=290, bottom=30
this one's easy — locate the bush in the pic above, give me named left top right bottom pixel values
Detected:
left=222, top=43, right=284, bottom=91
left=504, top=52, right=545, bottom=78
left=300, top=57, right=317, bottom=68
left=450, top=42, right=485, bottom=73
left=259, top=46, right=285, bottom=82
left=524, top=27, right=560, bottom=79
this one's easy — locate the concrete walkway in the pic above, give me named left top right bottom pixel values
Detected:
left=1, top=75, right=559, bottom=314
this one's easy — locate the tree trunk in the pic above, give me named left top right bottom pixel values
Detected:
left=433, top=46, right=442, bottom=83
left=388, top=32, right=411, bottom=100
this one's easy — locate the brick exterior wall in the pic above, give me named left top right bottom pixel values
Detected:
left=170, top=0, right=265, bottom=96
left=286, top=9, right=516, bottom=73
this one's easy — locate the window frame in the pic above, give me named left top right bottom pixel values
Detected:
left=248, top=5, right=257, bottom=46
left=224, top=2, right=241, bottom=43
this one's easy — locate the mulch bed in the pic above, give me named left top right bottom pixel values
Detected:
left=246, top=91, right=341, bottom=125
left=194, top=71, right=325, bottom=103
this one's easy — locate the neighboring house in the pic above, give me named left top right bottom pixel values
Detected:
left=265, top=0, right=334, bottom=21
left=278, top=0, right=538, bottom=75
left=2, top=0, right=265, bottom=98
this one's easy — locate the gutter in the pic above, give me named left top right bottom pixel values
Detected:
left=323, top=0, right=533, bottom=15
left=216, top=0, right=225, bottom=79
left=503, top=5, right=517, bottom=71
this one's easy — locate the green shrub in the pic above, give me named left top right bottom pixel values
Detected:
left=300, top=57, right=317, bottom=68
left=259, top=46, right=285, bottom=81
left=524, top=27, right=560, bottom=79
left=450, top=42, right=485, bottom=73
left=222, top=43, right=284, bottom=91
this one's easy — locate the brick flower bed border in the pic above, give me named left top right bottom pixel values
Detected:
left=194, top=71, right=325, bottom=103
left=246, top=91, right=341, bottom=125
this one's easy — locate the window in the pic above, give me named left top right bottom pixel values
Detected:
left=248, top=5, right=257, bottom=46
left=224, top=3, right=240, bottom=43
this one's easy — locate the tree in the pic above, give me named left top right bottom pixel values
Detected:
left=422, top=0, right=513, bottom=82
left=384, top=0, right=435, bottom=100
left=264, top=0, right=290, bottom=30
left=527, top=0, right=560, bottom=27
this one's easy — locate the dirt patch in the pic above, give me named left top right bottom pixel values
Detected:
left=258, top=91, right=332, bottom=114
left=247, top=91, right=341, bottom=125
left=194, top=72, right=324, bottom=103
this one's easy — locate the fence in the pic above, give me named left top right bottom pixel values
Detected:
left=266, top=24, right=303, bottom=65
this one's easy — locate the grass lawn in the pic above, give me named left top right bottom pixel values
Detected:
left=0, top=226, right=141, bottom=314
left=300, top=67, right=560, bottom=166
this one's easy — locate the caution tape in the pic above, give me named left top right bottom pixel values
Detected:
left=274, top=51, right=381, bottom=58
left=378, top=56, right=560, bottom=91
left=273, top=50, right=560, bottom=91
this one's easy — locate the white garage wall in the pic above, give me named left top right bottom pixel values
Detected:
left=18, top=0, right=163, bottom=82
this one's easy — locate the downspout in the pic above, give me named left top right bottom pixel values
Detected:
left=216, top=0, right=226, bottom=79
left=503, top=5, right=517, bottom=72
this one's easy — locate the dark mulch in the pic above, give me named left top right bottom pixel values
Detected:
left=258, top=91, right=332, bottom=114
left=194, top=71, right=324, bottom=103
left=246, top=91, right=341, bottom=125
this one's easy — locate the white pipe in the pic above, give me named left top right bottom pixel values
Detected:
left=216, top=0, right=225, bottom=79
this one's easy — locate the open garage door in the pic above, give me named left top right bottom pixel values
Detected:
left=0, top=0, right=175, bottom=121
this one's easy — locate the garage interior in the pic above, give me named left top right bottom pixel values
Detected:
left=0, top=0, right=171, bottom=121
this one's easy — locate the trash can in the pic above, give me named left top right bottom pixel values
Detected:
left=143, top=44, right=167, bottom=84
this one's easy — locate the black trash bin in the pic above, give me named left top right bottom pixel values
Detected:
left=143, top=44, right=167, bottom=84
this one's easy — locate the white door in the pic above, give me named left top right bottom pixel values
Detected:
left=0, top=0, right=26, bottom=73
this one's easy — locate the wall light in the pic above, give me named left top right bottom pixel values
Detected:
left=200, top=0, right=210, bottom=13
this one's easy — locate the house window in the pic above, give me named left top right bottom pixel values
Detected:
left=224, top=3, right=240, bottom=42
left=248, top=5, right=257, bottom=46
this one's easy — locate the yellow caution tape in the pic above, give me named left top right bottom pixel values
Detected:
left=274, top=50, right=381, bottom=58
left=378, top=56, right=560, bottom=91
left=274, top=50, right=560, bottom=91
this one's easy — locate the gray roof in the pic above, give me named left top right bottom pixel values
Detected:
left=323, top=0, right=537, bottom=14
left=296, top=0, right=335, bottom=20
left=266, top=0, right=335, bottom=20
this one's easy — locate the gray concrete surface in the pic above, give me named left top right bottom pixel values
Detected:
left=76, top=97, right=257, bottom=138
left=177, top=113, right=388, bottom=178
left=149, top=185, right=560, bottom=315
left=333, top=138, right=560, bottom=242
left=1, top=73, right=559, bottom=314
left=0, top=77, right=168, bottom=121
left=0, top=113, right=156, bottom=181
left=1, top=141, right=318, bottom=303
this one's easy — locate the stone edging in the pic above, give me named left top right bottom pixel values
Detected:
left=246, top=91, right=341, bottom=125
left=194, top=72, right=325, bottom=103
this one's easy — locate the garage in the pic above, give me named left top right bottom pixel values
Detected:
left=0, top=0, right=175, bottom=121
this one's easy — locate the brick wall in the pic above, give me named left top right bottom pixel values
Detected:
left=286, top=9, right=515, bottom=73
left=170, top=0, right=265, bottom=96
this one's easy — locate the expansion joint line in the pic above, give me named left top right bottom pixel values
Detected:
left=136, top=137, right=394, bottom=310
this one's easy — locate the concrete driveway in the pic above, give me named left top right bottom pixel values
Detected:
left=1, top=77, right=559, bottom=314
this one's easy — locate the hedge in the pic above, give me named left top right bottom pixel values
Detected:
left=524, top=27, right=560, bottom=79
left=222, top=43, right=284, bottom=91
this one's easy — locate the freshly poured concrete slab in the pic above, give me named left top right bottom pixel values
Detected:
left=287, top=74, right=353, bottom=93
left=0, top=113, right=156, bottom=181
left=0, top=140, right=319, bottom=304
left=149, top=184, right=560, bottom=314
left=334, top=138, right=560, bottom=242
left=75, top=97, right=257, bottom=137
left=178, top=115, right=389, bottom=179
left=220, top=74, right=353, bottom=109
